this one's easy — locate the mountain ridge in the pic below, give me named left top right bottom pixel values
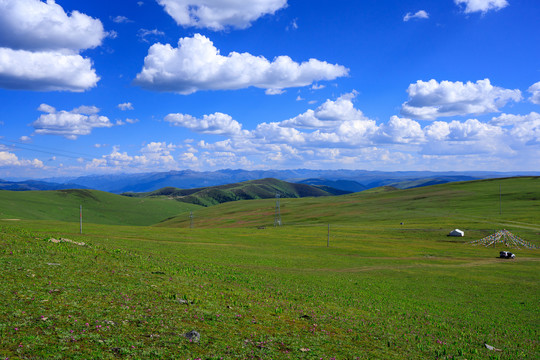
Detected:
left=122, top=178, right=350, bottom=207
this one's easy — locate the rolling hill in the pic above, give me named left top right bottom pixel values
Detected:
left=0, top=189, right=199, bottom=226
left=122, top=178, right=350, bottom=207
left=156, top=176, right=540, bottom=229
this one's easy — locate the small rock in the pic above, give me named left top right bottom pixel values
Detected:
left=184, top=330, right=200, bottom=343
left=484, top=343, right=502, bottom=352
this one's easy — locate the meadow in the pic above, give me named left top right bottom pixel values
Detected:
left=1, top=177, right=538, bottom=359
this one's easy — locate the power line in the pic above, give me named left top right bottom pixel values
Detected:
left=0, top=138, right=96, bottom=161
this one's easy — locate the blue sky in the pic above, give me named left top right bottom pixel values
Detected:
left=0, top=0, right=539, bottom=179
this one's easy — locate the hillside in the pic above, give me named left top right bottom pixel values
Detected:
left=157, top=176, right=540, bottom=229
left=122, top=178, right=350, bottom=207
left=0, top=189, right=199, bottom=226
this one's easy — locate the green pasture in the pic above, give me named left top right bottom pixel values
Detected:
left=0, top=189, right=199, bottom=226
left=0, top=177, right=539, bottom=359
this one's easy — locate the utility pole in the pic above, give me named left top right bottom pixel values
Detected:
left=499, top=184, right=502, bottom=215
left=189, top=211, right=193, bottom=229
left=274, top=193, right=281, bottom=227
left=327, top=224, right=330, bottom=247
left=79, top=205, right=83, bottom=234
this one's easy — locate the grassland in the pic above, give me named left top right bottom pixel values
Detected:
left=0, top=189, right=199, bottom=226
left=0, top=177, right=538, bottom=359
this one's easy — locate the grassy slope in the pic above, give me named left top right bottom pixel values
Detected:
left=158, top=177, right=540, bottom=231
left=0, top=189, right=200, bottom=226
left=124, top=178, right=347, bottom=207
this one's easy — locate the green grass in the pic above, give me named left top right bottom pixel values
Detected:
left=0, top=189, right=200, bottom=226
left=0, top=177, right=538, bottom=359
left=159, top=177, right=540, bottom=230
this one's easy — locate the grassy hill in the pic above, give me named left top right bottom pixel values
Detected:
left=123, top=178, right=350, bottom=207
left=157, top=177, right=540, bottom=230
left=0, top=189, right=199, bottom=226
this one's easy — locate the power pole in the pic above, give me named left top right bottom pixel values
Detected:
left=499, top=184, right=502, bottom=216
left=189, top=211, right=193, bottom=229
left=79, top=205, right=83, bottom=234
left=274, top=193, right=281, bottom=227
left=327, top=224, right=330, bottom=247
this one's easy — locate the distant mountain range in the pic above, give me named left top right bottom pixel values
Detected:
left=0, top=179, right=89, bottom=191
left=122, top=178, right=350, bottom=207
left=2, top=169, right=538, bottom=194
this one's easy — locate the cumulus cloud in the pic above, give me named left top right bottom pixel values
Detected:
left=528, top=81, right=540, bottom=105
left=0, top=48, right=99, bottom=91
left=118, top=102, right=134, bottom=110
left=165, top=112, right=245, bottom=136
left=454, top=0, right=508, bottom=14
left=281, top=92, right=366, bottom=129
left=134, top=34, right=348, bottom=94
left=400, top=79, right=522, bottom=120
left=0, top=0, right=106, bottom=51
left=0, top=151, right=43, bottom=168
left=425, top=119, right=503, bottom=141
left=491, top=112, right=540, bottom=144
left=156, top=0, right=287, bottom=30
left=375, top=116, right=425, bottom=143
left=403, top=10, right=429, bottom=22
left=87, top=143, right=178, bottom=171
left=32, top=104, right=113, bottom=139
left=0, top=0, right=105, bottom=91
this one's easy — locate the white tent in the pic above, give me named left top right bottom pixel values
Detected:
left=449, top=229, right=464, bottom=237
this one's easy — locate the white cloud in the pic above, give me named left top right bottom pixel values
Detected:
left=454, top=0, right=508, bottom=14
left=528, top=81, right=540, bottom=105
left=0, top=151, right=43, bottom=168
left=87, top=143, right=178, bottom=171
left=113, top=16, right=132, bottom=24
left=425, top=119, right=503, bottom=141
left=376, top=116, right=425, bottom=144
left=19, top=136, right=31, bottom=142
left=118, top=102, right=134, bottom=110
left=491, top=112, right=540, bottom=144
left=138, top=28, right=165, bottom=43
left=401, top=79, right=522, bottom=120
left=0, top=0, right=105, bottom=91
left=32, top=104, right=113, bottom=139
left=156, top=0, right=287, bottom=30
left=72, top=105, right=100, bottom=115
left=134, top=34, right=348, bottom=94
left=403, top=10, right=429, bottom=22
left=287, top=18, right=298, bottom=31
left=165, top=112, right=245, bottom=136
left=281, top=92, right=366, bottom=129
left=0, top=48, right=99, bottom=91
left=0, top=0, right=106, bottom=51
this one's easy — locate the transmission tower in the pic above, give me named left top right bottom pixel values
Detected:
left=274, top=193, right=281, bottom=227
